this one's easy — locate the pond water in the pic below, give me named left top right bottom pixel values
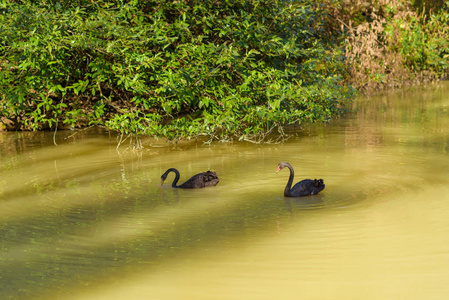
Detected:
left=1, top=82, right=449, bottom=299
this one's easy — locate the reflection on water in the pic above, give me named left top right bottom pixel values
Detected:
left=1, top=82, right=449, bottom=299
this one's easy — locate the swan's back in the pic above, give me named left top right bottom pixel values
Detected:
left=179, top=171, right=220, bottom=189
left=290, top=179, right=325, bottom=197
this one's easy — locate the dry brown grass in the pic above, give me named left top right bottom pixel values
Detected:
left=343, top=0, right=413, bottom=92
left=326, top=0, right=448, bottom=93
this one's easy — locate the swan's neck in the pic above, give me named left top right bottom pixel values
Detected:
left=284, top=165, right=294, bottom=197
left=168, top=168, right=181, bottom=188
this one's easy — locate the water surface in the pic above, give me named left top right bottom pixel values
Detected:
left=1, top=82, right=449, bottom=299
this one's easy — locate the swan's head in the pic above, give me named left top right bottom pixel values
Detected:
left=160, top=174, right=168, bottom=185
left=276, top=162, right=289, bottom=173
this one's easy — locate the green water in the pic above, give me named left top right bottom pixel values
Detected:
left=1, top=82, right=449, bottom=299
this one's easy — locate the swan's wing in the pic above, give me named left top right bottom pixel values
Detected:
left=179, top=173, right=206, bottom=188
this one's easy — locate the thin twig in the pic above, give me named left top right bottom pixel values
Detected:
left=53, top=119, right=58, bottom=146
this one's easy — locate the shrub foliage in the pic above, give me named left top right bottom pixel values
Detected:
left=0, top=0, right=354, bottom=141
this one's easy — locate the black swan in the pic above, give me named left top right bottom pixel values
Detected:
left=276, top=162, right=325, bottom=197
left=160, top=168, right=220, bottom=189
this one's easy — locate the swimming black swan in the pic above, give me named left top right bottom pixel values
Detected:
left=160, top=168, right=220, bottom=189
left=276, top=162, right=325, bottom=197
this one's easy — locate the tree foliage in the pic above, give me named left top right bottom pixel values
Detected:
left=1, top=0, right=354, bottom=141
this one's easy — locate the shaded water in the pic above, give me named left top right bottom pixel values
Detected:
left=1, top=82, right=449, bottom=299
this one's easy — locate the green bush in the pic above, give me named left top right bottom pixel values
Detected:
left=0, top=0, right=355, bottom=141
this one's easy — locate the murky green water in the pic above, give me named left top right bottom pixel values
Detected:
left=1, top=82, right=449, bottom=299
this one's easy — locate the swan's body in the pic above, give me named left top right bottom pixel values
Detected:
left=161, top=168, right=219, bottom=189
left=276, top=162, right=325, bottom=197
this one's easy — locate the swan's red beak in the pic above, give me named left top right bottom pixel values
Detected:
left=276, top=166, right=281, bottom=173
left=160, top=179, right=164, bottom=186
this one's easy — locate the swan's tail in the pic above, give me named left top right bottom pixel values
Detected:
left=313, top=179, right=324, bottom=188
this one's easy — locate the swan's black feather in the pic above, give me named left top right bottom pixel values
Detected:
left=277, top=162, right=325, bottom=197
left=161, top=168, right=219, bottom=189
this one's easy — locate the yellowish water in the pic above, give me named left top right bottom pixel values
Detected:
left=1, top=82, right=449, bottom=299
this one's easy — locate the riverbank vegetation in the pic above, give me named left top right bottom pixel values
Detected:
left=1, top=0, right=448, bottom=142
left=337, top=0, right=449, bottom=92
